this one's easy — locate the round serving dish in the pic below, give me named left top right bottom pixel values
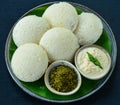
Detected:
left=5, top=1, right=117, bottom=103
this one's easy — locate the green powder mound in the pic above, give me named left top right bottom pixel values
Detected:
left=49, top=66, right=78, bottom=92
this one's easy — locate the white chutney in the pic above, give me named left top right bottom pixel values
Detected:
left=75, top=45, right=111, bottom=80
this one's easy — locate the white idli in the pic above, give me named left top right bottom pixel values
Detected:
left=75, top=12, right=103, bottom=45
left=40, top=27, right=79, bottom=62
left=42, top=2, right=78, bottom=32
left=11, top=43, right=48, bottom=82
left=13, top=15, right=50, bottom=47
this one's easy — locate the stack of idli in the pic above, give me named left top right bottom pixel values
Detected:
left=12, top=15, right=50, bottom=82
left=11, top=2, right=103, bottom=82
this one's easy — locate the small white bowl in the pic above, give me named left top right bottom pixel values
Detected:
left=75, top=44, right=111, bottom=80
left=44, top=60, right=82, bottom=96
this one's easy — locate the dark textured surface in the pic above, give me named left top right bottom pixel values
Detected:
left=0, top=0, right=119, bottom=105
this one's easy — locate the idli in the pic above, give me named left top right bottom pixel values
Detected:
left=11, top=43, right=48, bottom=82
left=42, top=2, right=78, bottom=32
left=75, top=12, right=103, bottom=45
left=13, top=15, right=50, bottom=47
left=40, top=27, right=79, bottom=62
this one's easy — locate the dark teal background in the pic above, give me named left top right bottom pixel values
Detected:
left=0, top=0, right=119, bottom=105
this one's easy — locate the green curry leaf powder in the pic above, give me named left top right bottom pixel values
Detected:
left=49, top=65, right=78, bottom=92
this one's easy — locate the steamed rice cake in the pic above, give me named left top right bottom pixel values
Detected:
left=75, top=12, right=103, bottom=45
left=42, top=2, right=78, bottom=32
left=40, top=27, right=79, bottom=62
left=13, top=15, right=50, bottom=47
left=11, top=43, right=48, bottom=82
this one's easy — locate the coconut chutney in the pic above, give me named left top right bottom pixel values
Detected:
left=75, top=45, right=111, bottom=80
